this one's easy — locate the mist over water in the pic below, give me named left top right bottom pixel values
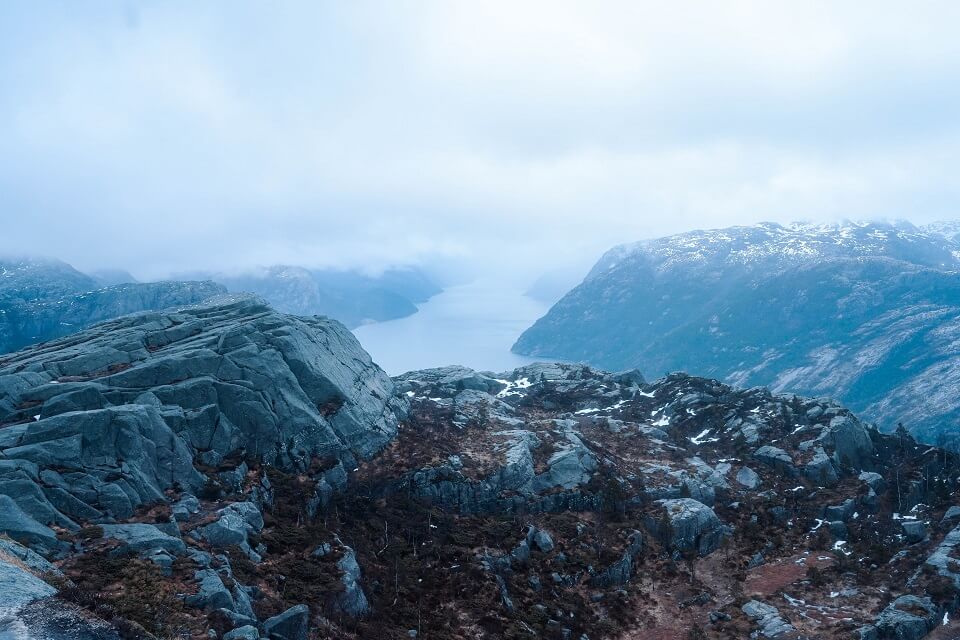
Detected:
left=353, top=279, right=552, bottom=375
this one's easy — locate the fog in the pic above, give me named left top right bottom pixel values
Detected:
left=2, top=2, right=960, bottom=281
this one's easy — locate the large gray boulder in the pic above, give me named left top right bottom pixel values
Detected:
left=263, top=604, right=310, bottom=640
left=873, top=595, right=939, bottom=640
left=336, top=548, right=370, bottom=618
left=736, top=466, right=761, bottom=489
left=199, top=501, right=264, bottom=559
left=100, top=523, right=186, bottom=556
left=646, top=498, right=728, bottom=556
left=753, top=446, right=797, bottom=477
left=804, top=449, right=839, bottom=486
left=827, top=414, right=874, bottom=471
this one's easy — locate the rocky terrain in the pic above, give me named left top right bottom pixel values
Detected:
left=0, top=258, right=224, bottom=354
left=1, top=297, right=959, bottom=639
left=192, top=265, right=440, bottom=329
left=513, top=221, right=960, bottom=445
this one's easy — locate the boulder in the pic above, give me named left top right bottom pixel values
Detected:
left=923, top=524, right=960, bottom=589
left=823, top=498, right=856, bottom=522
left=263, top=604, right=310, bottom=640
left=185, top=569, right=235, bottom=612
left=0, top=494, right=60, bottom=552
left=200, top=502, right=264, bottom=559
left=223, top=627, right=260, bottom=640
left=532, top=529, right=555, bottom=553
left=827, top=415, right=874, bottom=471
left=804, top=450, right=839, bottom=486
left=0, top=555, right=56, bottom=609
left=100, top=523, right=186, bottom=557
left=336, top=548, right=370, bottom=618
left=736, top=466, right=760, bottom=489
left=647, top=498, right=727, bottom=556
left=901, top=520, right=928, bottom=544
left=741, top=600, right=796, bottom=638
left=753, top=446, right=797, bottom=477
left=873, top=595, right=938, bottom=640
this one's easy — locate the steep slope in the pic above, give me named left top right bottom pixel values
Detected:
left=514, top=221, right=960, bottom=443
left=0, top=324, right=958, bottom=639
left=200, top=265, right=441, bottom=329
left=0, top=257, right=224, bottom=354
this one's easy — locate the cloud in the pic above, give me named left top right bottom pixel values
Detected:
left=1, top=1, right=959, bottom=279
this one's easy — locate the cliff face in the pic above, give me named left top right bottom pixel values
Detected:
left=0, top=257, right=224, bottom=354
left=514, top=221, right=960, bottom=444
left=0, top=309, right=957, bottom=639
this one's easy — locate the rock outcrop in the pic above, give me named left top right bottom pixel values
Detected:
left=0, top=296, right=404, bottom=540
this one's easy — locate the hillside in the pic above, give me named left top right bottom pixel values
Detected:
left=514, top=221, right=960, bottom=444
left=0, top=299, right=958, bottom=638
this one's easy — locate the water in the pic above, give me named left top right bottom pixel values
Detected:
left=353, top=279, right=551, bottom=375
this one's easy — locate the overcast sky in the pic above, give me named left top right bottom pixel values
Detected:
left=2, top=2, right=960, bottom=280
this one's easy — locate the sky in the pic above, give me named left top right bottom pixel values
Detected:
left=2, top=1, right=960, bottom=280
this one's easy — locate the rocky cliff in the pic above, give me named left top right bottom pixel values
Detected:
left=0, top=257, right=224, bottom=354
left=1, top=309, right=958, bottom=639
left=513, top=221, right=960, bottom=445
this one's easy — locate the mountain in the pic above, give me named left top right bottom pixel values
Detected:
left=924, top=220, right=960, bottom=242
left=0, top=305, right=957, bottom=638
left=513, top=221, right=960, bottom=444
left=0, top=257, right=224, bottom=354
left=88, top=268, right=139, bottom=287
left=197, top=265, right=441, bottom=329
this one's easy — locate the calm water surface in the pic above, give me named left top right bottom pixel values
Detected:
left=353, top=279, right=551, bottom=375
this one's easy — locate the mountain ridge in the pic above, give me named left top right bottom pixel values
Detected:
left=514, top=220, right=960, bottom=445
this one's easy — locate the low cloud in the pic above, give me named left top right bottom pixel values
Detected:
left=1, top=2, right=959, bottom=280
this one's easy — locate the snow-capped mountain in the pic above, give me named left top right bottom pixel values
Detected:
left=514, top=220, right=960, bottom=444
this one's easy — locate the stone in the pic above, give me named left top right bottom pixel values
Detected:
left=859, top=471, right=885, bottom=492
left=647, top=498, right=727, bottom=556
left=532, top=529, right=555, bottom=553
left=804, top=450, right=839, bottom=486
left=823, top=499, right=856, bottom=522
left=0, top=556, right=56, bottom=608
left=0, top=538, right=60, bottom=576
left=185, top=569, right=236, bottom=612
left=736, top=466, right=760, bottom=489
left=926, top=525, right=960, bottom=589
left=336, top=548, right=370, bottom=618
left=223, top=627, right=259, bottom=640
left=873, top=595, right=938, bottom=640
left=741, top=600, right=796, bottom=638
left=263, top=604, right=310, bottom=640
left=901, top=520, right=928, bottom=543
left=200, top=502, right=264, bottom=560
left=828, top=415, right=874, bottom=471
left=173, top=494, right=201, bottom=520
left=753, top=446, right=797, bottom=477
left=0, top=494, right=59, bottom=552
left=942, top=505, right=960, bottom=521
left=0, top=297, right=406, bottom=488
left=100, top=523, right=186, bottom=557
